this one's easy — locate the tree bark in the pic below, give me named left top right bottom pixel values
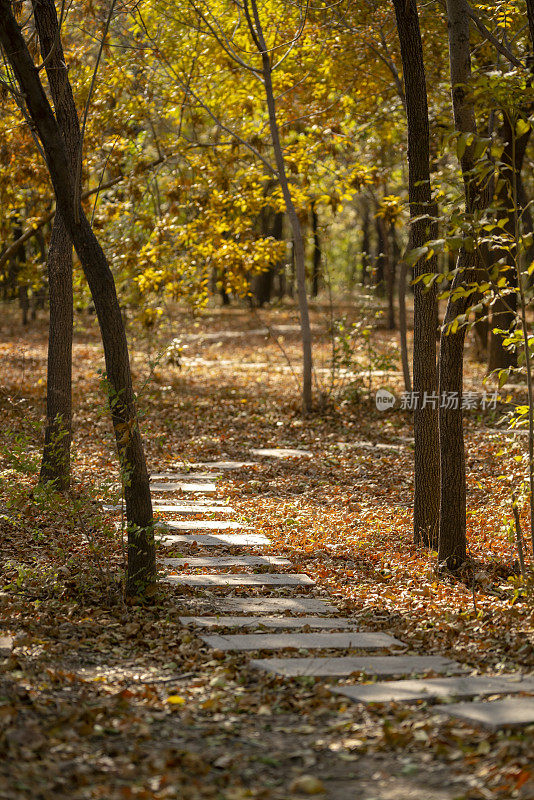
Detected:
left=0, top=0, right=156, bottom=595
left=437, top=0, right=485, bottom=567
left=33, top=0, right=75, bottom=491
left=488, top=117, right=530, bottom=371
left=392, top=0, right=440, bottom=547
left=248, top=0, right=313, bottom=412
left=311, top=202, right=321, bottom=298
left=398, top=258, right=411, bottom=393
left=375, top=214, right=386, bottom=296
left=361, top=198, right=371, bottom=285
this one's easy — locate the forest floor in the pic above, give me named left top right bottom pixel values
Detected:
left=1, top=295, right=534, bottom=800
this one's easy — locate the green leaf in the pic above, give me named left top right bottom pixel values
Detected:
left=516, top=118, right=531, bottom=137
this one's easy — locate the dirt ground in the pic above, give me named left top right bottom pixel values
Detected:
left=1, top=297, right=533, bottom=800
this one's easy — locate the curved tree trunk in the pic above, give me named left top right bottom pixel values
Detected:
left=392, top=0, right=440, bottom=547
left=0, top=0, right=156, bottom=596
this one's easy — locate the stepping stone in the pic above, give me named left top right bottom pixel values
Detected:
left=0, top=635, right=13, bottom=655
left=332, top=674, right=534, bottom=705
left=105, top=503, right=235, bottom=514
left=207, top=597, right=338, bottom=613
left=151, top=482, right=217, bottom=493
left=251, top=655, right=462, bottom=678
left=150, top=472, right=223, bottom=480
left=200, top=631, right=403, bottom=652
left=163, top=573, right=315, bottom=587
left=179, top=616, right=356, bottom=630
left=435, top=697, right=534, bottom=730
left=189, top=461, right=256, bottom=470
left=159, top=520, right=245, bottom=531
left=153, top=505, right=235, bottom=514
left=251, top=448, right=312, bottom=459
left=157, top=533, right=270, bottom=547
left=162, top=555, right=291, bottom=568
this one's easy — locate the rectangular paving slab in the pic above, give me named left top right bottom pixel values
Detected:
left=0, top=635, right=13, bottom=655
left=151, top=482, right=217, bottom=493
left=207, top=598, right=338, bottom=613
left=163, top=573, right=315, bottom=587
left=333, top=675, right=534, bottom=704
left=150, top=472, right=223, bottom=480
left=160, top=520, right=245, bottom=531
left=153, top=504, right=235, bottom=514
left=157, top=533, right=271, bottom=547
left=251, top=655, right=462, bottom=678
left=251, top=448, right=312, bottom=458
left=107, top=503, right=234, bottom=514
left=435, top=697, right=534, bottom=730
left=187, top=461, right=256, bottom=470
left=200, top=631, right=403, bottom=652
left=162, top=556, right=291, bottom=568
left=179, top=616, right=356, bottom=629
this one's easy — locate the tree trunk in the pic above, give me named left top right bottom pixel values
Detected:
left=249, top=0, right=313, bottom=412
left=488, top=117, right=530, bottom=371
left=392, top=0, right=440, bottom=547
left=39, top=216, right=73, bottom=489
left=311, top=203, right=321, bottom=298
left=374, top=214, right=386, bottom=296
left=386, top=223, right=397, bottom=330
left=398, top=258, right=411, bottom=393
left=33, top=0, right=75, bottom=491
left=361, top=198, right=371, bottom=285
left=0, top=0, right=156, bottom=595
left=437, top=0, right=485, bottom=567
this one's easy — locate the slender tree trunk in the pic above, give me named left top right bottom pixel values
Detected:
left=392, top=0, right=440, bottom=547
left=34, top=0, right=74, bottom=491
left=361, top=198, right=370, bottom=285
left=438, top=0, right=486, bottom=567
left=249, top=0, right=313, bottom=411
left=386, top=223, right=398, bottom=330
left=375, top=215, right=386, bottom=296
left=39, top=216, right=73, bottom=489
left=398, top=258, right=411, bottom=393
left=311, top=202, right=321, bottom=298
left=488, top=118, right=530, bottom=371
left=0, top=1, right=156, bottom=595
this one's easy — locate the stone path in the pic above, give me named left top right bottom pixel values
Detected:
left=153, top=504, right=235, bottom=514
left=332, top=674, right=534, bottom=704
left=151, top=481, right=217, bottom=493
left=164, top=573, right=315, bottom=587
left=199, top=631, right=403, bottom=652
left=163, top=555, right=291, bottom=568
left=251, top=655, right=462, bottom=678
left=204, top=598, right=338, bottom=613
left=157, top=533, right=271, bottom=547
left=150, top=472, right=223, bottom=480
left=179, top=615, right=356, bottom=629
left=250, top=447, right=312, bottom=459
left=435, top=697, right=534, bottom=730
left=159, top=519, right=245, bottom=531
left=149, top=456, right=534, bottom=731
